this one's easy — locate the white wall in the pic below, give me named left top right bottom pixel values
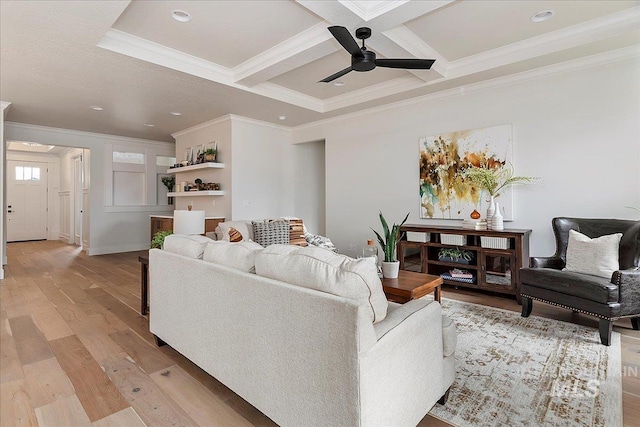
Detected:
left=0, top=102, right=10, bottom=279
left=172, top=115, right=294, bottom=221
left=292, top=58, right=640, bottom=257
left=172, top=117, right=232, bottom=218
left=292, top=140, right=325, bottom=235
left=4, top=123, right=174, bottom=255
left=231, top=118, right=294, bottom=220
left=6, top=151, right=61, bottom=240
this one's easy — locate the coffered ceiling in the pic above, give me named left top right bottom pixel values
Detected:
left=1, top=0, right=639, bottom=142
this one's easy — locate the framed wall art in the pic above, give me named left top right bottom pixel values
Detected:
left=419, top=124, right=514, bottom=220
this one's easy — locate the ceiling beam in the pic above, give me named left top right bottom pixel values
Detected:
left=233, top=22, right=337, bottom=86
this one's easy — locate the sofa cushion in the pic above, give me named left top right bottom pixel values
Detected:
left=203, top=240, right=263, bottom=273
left=252, top=220, right=290, bottom=247
left=215, top=220, right=254, bottom=242
left=255, top=245, right=387, bottom=323
left=442, top=315, right=457, bottom=357
left=564, top=229, right=622, bottom=279
left=163, top=234, right=213, bottom=259
left=520, top=267, right=618, bottom=304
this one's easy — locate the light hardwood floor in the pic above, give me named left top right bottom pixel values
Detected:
left=1, top=241, right=638, bottom=427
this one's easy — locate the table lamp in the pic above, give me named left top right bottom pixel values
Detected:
left=173, top=206, right=205, bottom=235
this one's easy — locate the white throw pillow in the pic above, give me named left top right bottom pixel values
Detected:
left=564, top=229, right=622, bottom=279
left=255, top=245, right=387, bottom=324
left=203, top=240, right=264, bottom=273
left=163, top=234, right=213, bottom=259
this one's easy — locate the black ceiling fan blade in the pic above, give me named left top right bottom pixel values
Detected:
left=328, top=26, right=363, bottom=58
left=319, top=66, right=353, bottom=83
left=375, top=58, right=435, bottom=70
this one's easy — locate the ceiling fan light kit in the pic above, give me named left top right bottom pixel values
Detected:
left=320, top=26, right=435, bottom=83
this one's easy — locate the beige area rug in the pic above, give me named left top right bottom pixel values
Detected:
left=428, top=299, right=622, bottom=427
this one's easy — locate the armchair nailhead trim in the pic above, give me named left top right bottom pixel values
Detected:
left=520, top=293, right=618, bottom=321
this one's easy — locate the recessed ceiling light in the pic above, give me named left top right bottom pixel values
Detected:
left=171, top=10, right=192, bottom=23
left=531, top=10, right=554, bottom=23
left=334, top=81, right=345, bottom=87
left=170, top=112, right=182, bottom=116
left=90, top=105, right=103, bottom=111
left=22, top=142, right=42, bottom=147
left=144, top=123, right=155, bottom=127
left=278, top=115, right=286, bottom=121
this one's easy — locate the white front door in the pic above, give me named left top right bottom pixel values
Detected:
left=6, top=160, right=48, bottom=242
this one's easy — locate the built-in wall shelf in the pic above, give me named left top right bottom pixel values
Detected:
left=168, top=191, right=225, bottom=197
left=167, top=163, right=225, bottom=173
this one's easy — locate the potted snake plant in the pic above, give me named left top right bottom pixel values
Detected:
left=371, top=211, right=409, bottom=279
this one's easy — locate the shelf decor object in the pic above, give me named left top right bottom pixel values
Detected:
left=440, top=234, right=465, bottom=246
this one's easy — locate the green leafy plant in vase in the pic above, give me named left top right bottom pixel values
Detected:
left=161, top=176, right=175, bottom=205
left=203, top=148, right=216, bottom=162
left=371, top=211, right=409, bottom=279
left=151, top=230, right=173, bottom=249
left=464, top=163, right=538, bottom=230
left=438, top=247, right=473, bottom=264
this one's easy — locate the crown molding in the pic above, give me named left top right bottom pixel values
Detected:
left=293, top=46, right=640, bottom=134
left=98, top=29, right=234, bottom=83
left=338, top=0, right=408, bottom=22
left=447, top=6, right=640, bottom=79
left=381, top=25, right=449, bottom=76
left=5, top=121, right=173, bottom=147
left=172, top=114, right=291, bottom=138
left=233, top=22, right=335, bottom=86
left=228, top=114, right=293, bottom=132
left=251, top=82, right=325, bottom=112
left=99, top=29, right=326, bottom=112
left=323, top=75, right=424, bottom=111
left=171, top=115, right=233, bottom=138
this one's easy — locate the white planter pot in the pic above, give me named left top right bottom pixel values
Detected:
left=382, top=261, right=400, bottom=279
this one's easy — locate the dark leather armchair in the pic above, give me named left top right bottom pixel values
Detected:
left=519, top=217, right=640, bottom=346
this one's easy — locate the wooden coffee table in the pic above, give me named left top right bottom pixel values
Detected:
left=382, top=270, right=443, bottom=304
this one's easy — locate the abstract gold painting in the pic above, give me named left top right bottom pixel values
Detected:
left=419, top=124, right=513, bottom=220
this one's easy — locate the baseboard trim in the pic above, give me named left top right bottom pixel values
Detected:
left=88, top=243, right=150, bottom=256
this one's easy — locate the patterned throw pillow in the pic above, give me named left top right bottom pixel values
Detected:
left=252, top=220, right=290, bottom=247
left=228, top=227, right=243, bottom=242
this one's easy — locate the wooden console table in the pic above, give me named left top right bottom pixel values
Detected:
left=398, top=224, right=531, bottom=302
left=382, top=270, right=443, bottom=304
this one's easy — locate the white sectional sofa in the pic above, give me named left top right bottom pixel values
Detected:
left=150, top=235, right=457, bottom=427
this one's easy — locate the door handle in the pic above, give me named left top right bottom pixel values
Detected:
left=7, top=210, right=13, bottom=213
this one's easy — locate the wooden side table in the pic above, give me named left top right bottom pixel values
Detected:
left=382, top=270, right=443, bottom=304
left=139, top=255, right=149, bottom=315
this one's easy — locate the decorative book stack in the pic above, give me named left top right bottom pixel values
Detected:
left=450, top=268, right=473, bottom=279
left=462, top=219, right=488, bottom=230
left=440, top=268, right=475, bottom=284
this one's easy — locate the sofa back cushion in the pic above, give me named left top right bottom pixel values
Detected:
left=163, top=234, right=213, bottom=259
left=255, top=245, right=387, bottom=323
left=203, top=240, right=264, bottom=273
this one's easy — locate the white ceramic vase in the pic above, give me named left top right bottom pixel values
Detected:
left=492, top=202, right=504, bottom=231
left=382, top=261, right=400, bottom=279
left=486, top=195, right=496, bottom=230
